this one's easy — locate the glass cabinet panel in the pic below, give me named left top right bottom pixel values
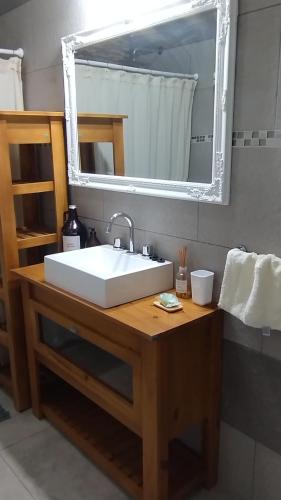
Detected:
left=38, top=314, right=133, bottom=402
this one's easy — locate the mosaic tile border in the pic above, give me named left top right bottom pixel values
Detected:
left=232, top=129, right=281, bottom=148
left=191, top=130, right=281, bottom=148
left=191, top=134, right=213, bottom=143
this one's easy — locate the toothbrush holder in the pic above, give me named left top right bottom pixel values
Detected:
left=190, top=270, right=214, bottom=306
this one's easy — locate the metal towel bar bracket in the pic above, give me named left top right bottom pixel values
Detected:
left=237, top=245, right=247, bottom=252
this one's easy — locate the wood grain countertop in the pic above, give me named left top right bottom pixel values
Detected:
left=14, top=263, right=218, bottom=340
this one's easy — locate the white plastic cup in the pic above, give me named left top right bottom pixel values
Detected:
left=190, top=270, right=214, bottom=306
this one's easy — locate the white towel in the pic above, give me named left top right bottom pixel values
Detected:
left=218, top=248, right=281, bottom=331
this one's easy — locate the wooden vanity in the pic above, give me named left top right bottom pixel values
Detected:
left=15, top=263, right=222, bottom=500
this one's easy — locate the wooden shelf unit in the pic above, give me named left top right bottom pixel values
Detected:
left=78, top=113, right=127, bottom=176
left=16, top=228, right=58, bottom=250
left=0, top=111, right=68, bottom=410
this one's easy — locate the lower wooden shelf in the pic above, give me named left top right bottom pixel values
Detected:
left=17, top=227, right=57, bottom=249
left=41, top=381, right=204, bottom=499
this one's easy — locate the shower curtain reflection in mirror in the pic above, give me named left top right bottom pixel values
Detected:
left=76, top=65, right=197, bottom=181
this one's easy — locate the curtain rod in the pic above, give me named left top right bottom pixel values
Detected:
left=0, top=48, right=24, bottom=59
left=75, top=58, right=198, bottom=81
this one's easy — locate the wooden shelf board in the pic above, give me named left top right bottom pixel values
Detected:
left=42, top=381, right=203, bottom=499
left=78, top=113, right=128, bottom=120
left=12, top=181, right=54, bottom=195
left=0, top=365, right=12, bottom=394
left=0, top=111, right=64, bottom=118
left=0, top=327, right=9, bottom=347
left=17, top=228, right=57, bottom=249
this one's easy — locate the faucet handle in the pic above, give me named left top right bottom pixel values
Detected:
left=113, top=237, right=122, bottom=249
left=142, top=244, right=153, bottom=257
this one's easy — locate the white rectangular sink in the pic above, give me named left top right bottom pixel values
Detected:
left=44, top=245, right=173, bottom=308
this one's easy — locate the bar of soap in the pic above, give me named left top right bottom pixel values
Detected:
left=159, top=293, right=180, bottom=308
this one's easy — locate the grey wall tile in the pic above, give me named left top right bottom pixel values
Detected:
left=0, top=3, right=33, bottom=65
left=0, top=0, right=30, bottom=17
left=187, top=241, right=228, bottom=301
left=79, top=218, right=106, bottom=245
left=198, top=148, right=281, bottom=255
left=218, top=422, right=255, bottom=500
left=136, top=233, right=188, bottom=278
left=234, top=5, right=281, bottom=130
left=222, top=340, right=281, bottom=455
left=142, top=232, right=228, bottom=298
left=224, top=312, right=262, bottom=352
left=262, top=330, right=281, bottom=362
left=239, top=0, right=281, bottom=15
left=274, top=15, right=281, bottom=129
left=253, top=442, right=281, bottom=500
left=70, top=186, right=104, bottom=220
left=23, top=65, right=64, bottom=111
left=103, top=191, right=198, bottom=240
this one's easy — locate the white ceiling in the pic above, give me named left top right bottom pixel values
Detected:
left=0, top=0, right=30, bottom=16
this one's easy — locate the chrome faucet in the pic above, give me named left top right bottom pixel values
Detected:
left=106, top=212, right=135, bottom=253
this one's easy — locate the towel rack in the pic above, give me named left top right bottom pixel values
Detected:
left=237, top=245, right=247, bottom=252
left=235, top=244, right=273, bottom=336
left=0, top=48, right=24, bottom=59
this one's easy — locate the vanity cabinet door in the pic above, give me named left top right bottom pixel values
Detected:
left=30, top=300, right=142, bottom=435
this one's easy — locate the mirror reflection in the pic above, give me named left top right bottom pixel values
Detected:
left=75, top=9, right=217, bottom=183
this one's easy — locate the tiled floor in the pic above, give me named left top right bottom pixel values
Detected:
left=0, top=389, right=233, bottom=500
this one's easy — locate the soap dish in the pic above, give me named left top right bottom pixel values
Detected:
left=153, top=300, right=183, bottom=313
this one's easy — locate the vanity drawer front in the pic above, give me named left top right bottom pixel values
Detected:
left=30, top=299, right=142, bottom=436
left=31, top=284, right=141, bottom=354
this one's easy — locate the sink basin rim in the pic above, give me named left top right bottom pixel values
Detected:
left=45, top=245, right=171, bottom=281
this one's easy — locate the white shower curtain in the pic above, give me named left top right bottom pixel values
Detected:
left=76, top=65, right=197, bottom=180
left=0, top=57, right=24, bottom=110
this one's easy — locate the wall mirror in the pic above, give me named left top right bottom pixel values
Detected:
left=62, top=0, right=238, bottom=204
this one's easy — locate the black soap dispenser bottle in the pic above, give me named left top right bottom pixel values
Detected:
left=86, top=227, right=101, bottom=248
left=62, top=205, right=87, bottom=251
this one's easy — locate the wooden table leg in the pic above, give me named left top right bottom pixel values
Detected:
left=203, top=312, right=223, bottom=488
left=21, top=282, right=42, bottom=418
left=7, top=283, right=30, bottom=411
left=142, top=339, right=170, bottom=500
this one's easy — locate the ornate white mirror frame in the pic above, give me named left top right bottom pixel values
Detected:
left=62, top=0, right=238, bottom=204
